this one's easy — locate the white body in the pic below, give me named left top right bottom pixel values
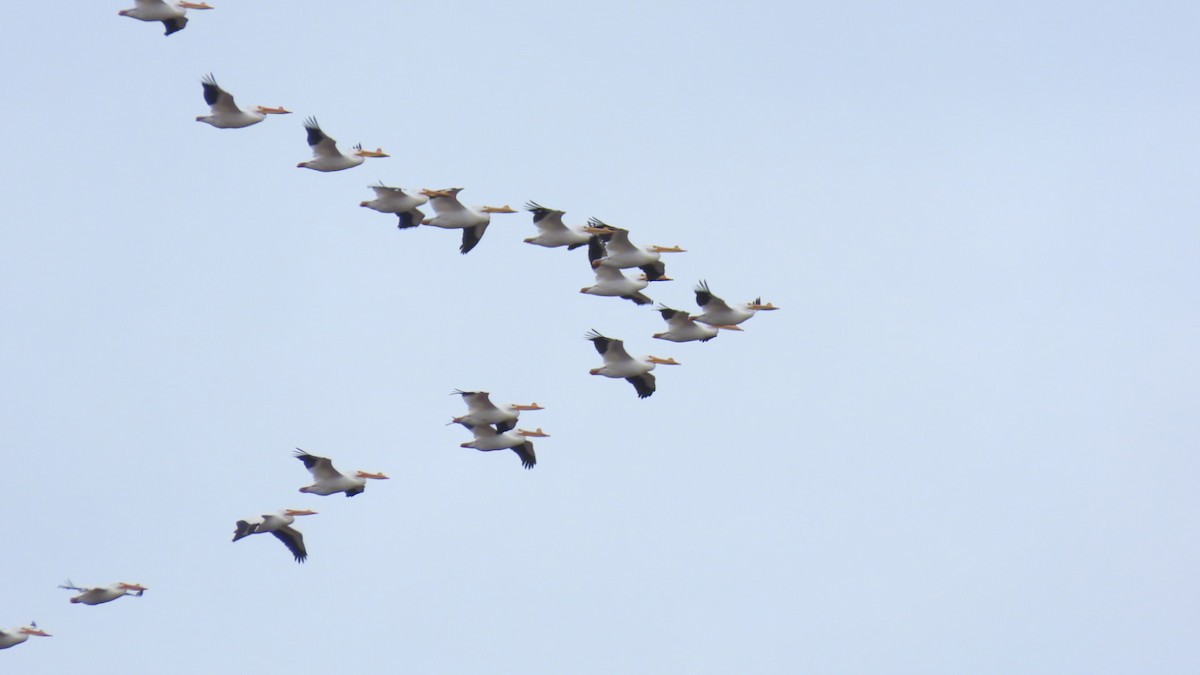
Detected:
left=361, top=185, right=428, bottom=215
left=581, top=266, right=650, bottom=304
left=425, top=192, right=490, bottom=230
left=653, top=307, right=718, bottom=342
left=119, top=0, right=186, bottom=22
left=524, top=203, right=591, bottom=248
left=67, top=584, right=144, bottom=605
left=0, top=626, right=49, bottom=649
left=592, top=228, right=660, bottom=269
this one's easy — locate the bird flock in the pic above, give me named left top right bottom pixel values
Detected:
left=2, top=0, right=780, bottom=651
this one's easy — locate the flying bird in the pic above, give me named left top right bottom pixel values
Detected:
left=195, top=74, right=290, bottom=128
left=58, top=581, right=147, bottom=605
left=294, top=449, right=388, bottom=497
left=584, top=219, right=684, bottom=281
left=232, top=509, right=317, bottom=563
left=585, top=330, right=679, bottom=398
left=522, top=202, right=591, bottom=249
left=692, top=280, right=779, bottom=327
left=451, top=390, right=543, bottom=432
left=580, top=264, right=653, bottom=305
left=455, top=422, right=548, bottom=470
left=118, top=0, right=212, bottom=36
left=421, top=188, right=517, bottom=254
left=652, top=305, right=722, bottom=342
left=360, top=183, right=429, bottom=230
left=297, top=118, right=388, bottom=172
left=0, top=623, right=50, bottom=650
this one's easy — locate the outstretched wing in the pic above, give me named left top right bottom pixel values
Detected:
left=511, top=441, right=536, bottom=470
left=272, top=526, right=308, bottom=563
left=626, top=372, right=656, bottom=399
left=294, top=449, right=342, bottom=481
left=460, top=223, right=488, bottom=254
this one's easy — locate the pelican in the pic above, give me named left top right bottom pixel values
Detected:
left=118, top=0, right=212, bottom=36
left=360, top=183, right=429, bottom=229
left=584, top=219, right=684, bottom=281
left=581, top=264, right=653, bottom=305
left=523, top=202, right=591, bottom=249
left=585, top=330, right=679, bottom=399
left=297, top=118, right=388, bottom=172
left=652, top=305, right=722, bottom=342
left=0, top=623, right=49, bottom=650
left=456, top=422, right=548, bottom=469
left=294, top=449, right=388, bottom=497
left=421, top=188, right=517, bottom=254
left=692, top=280, right=779, bottom=326
left=232, top=509, right=317, bottom=563
left=195, top=74, right=290, bottom=128
left=58, top=581, right=147, bottom=605
left=451, top=390, right=543, bottom=432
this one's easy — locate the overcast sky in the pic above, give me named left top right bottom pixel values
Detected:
left=2, top=1, right=1198, bottom=673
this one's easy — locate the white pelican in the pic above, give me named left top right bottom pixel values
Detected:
left=0, top=623, right=50, bottom=649
left=294, top=449, right=388, bottom=497
left=360, top=183, right=429, bottom=230
left=581, top=265, right=653, bottom=305
left=451, top=390, right=543, bottom=432
left=118, top=0, right=212, bottom=36
left=584, top=219, right=684, bottom=281
left=421, top=188, right=517, bottom=254
left=456, top=422, right=548, bottom=469
left=297, top=118, right=388, bottom=172
left=195, top=74, right=290, bottom=128
left=652, top=305, right=723, bottom=342
left=585, top=330, right=679, bottom=399
left=693, top=280, right=779, bottom=326
left=232, top=508, right=317, bottom=563
left=523, top=202, right=591, bottom=249
left=59, top=581, right=146, bottom=605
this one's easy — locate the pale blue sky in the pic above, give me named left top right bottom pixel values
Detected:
left=2, top=1, right=1198, bottom=673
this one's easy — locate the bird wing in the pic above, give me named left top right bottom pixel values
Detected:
left=587, top=234, right=608, bottom=265
left=694, top=280, right=732, bottom=313
left=623, top=291, right=652, bottom=306
left=201, top=74, right=239, bottom=114
left=272, top=527, right=308, bottom=563
left=459, top=391, right=500, bottom=416
left=232, top=519, right=260, bottom=542
left=585, top=331, right=632, bottom=364
left=639, top=261, right=668, bottom=281
left=512, top=441, right=536, bottom=469
left=304, top=118, right=340, bottom=159
left=162, top=16, right=187, bottom=35
left=603, top=228, right=638, bottom=254
left=526, top=202, right=568, bottom=233
left=594, top=265, right=625, bottom=282
left=460, top=224, right=488, bottom=254
left=429, top=192, right=467, bottom=215
left=627, top=372, right=656, bottom=398
left=294, top=449, right=342, bottom=481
